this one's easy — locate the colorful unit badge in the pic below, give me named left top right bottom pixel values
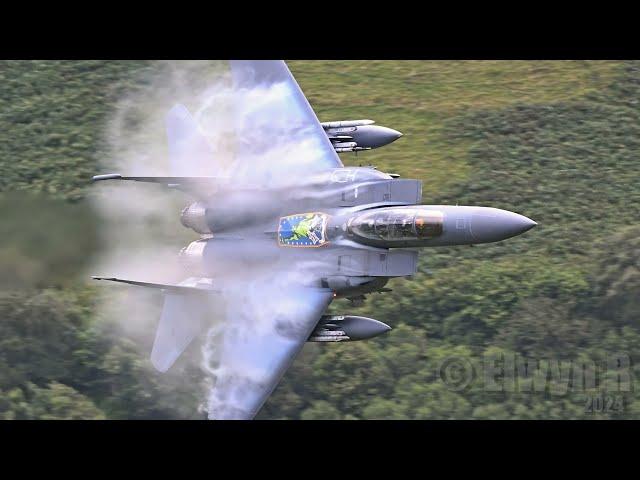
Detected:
left=278, top=212, right=329, bottom=247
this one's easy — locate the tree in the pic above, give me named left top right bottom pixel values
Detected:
left=0, top=382, right=105, bottom=420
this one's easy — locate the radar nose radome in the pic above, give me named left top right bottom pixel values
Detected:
left=470, top=208, right=537, bottom=243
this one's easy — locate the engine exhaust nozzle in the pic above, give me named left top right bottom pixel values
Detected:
left=180, top=202, right=211, bottom=234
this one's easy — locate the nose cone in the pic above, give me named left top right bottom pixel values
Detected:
left=470, top=208, right=537, bottom=243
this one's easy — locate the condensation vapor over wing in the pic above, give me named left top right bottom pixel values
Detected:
left=203, top=283, right=333, bottom=420
left=228, top=61, right=343, bottom=186
left=165, top=104, right=217, bottom=177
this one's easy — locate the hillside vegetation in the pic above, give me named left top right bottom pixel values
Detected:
left=0, top=60, right=638, bottom=419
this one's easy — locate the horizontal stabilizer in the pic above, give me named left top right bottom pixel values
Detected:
left=91, top=174, right=229, bottom=197
left=92, top=174, right=226, bottom=186
left=92, top=276, right=220, bottom=295
left=92, top=173, right=221, bottom=185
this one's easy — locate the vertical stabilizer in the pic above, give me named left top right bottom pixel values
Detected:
left=165, top=104, right=215, bottom=176
left=150, top=292, right=213, bottom=372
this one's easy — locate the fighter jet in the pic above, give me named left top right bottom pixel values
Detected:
left=92, top=60, right=536, bottom=420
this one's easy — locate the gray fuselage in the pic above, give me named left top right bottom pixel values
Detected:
left=178, top=167, right=536, bottom=302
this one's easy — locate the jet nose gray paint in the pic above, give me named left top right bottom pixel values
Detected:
left=470, top=208, right=537, bottom=243
left=340, top=205, right=536, bottom=248
left=351, top=125, right=403, bottom=149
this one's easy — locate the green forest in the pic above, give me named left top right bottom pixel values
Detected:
left=0, top=60, right=639, bottom=419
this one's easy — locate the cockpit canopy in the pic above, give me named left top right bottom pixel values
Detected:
left=348, top=207, right=444, bottom=242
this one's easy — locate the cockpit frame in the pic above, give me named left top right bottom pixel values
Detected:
left=348, top=208, right=444, bottom=243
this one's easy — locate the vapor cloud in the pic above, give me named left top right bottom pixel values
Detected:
left=90, top=61, right=335, bottom=419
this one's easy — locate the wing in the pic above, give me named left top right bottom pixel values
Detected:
left=205, top=284, right=333, bottom=420
left=227, top=60, right=343, bottom=185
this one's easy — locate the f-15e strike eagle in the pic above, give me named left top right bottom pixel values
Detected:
left=92, top=60, right=536, bottom=419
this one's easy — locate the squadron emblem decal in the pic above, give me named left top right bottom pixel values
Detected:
left=278, top=213, right=329, bottom=247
